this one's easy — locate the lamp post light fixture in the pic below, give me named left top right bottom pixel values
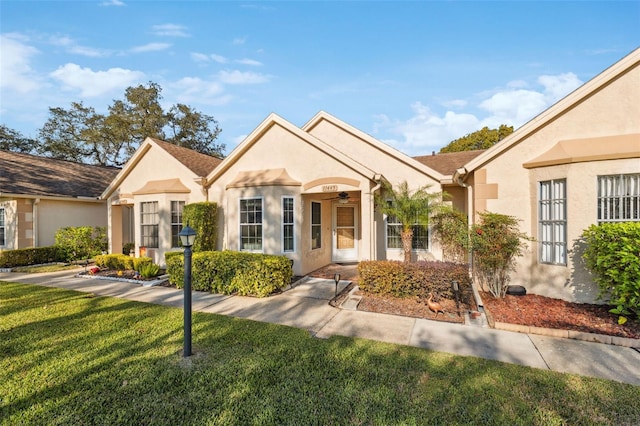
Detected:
left=179, top=225, right=196, bottom=358
left=333, top=273, right=341, bottom=297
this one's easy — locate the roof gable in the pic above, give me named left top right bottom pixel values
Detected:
left=205, top=113, right=380, bottom=185
left=462, top=48, right=640, bottom=173
left=102, top=138, right=221, bottom=199
left=0, top=150, right=120, bottom=198
left=303, top=111, right=445, bottom=181
left=413, top=150, right=486, bottom=176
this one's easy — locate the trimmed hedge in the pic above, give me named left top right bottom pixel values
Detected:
left=358, top=260, right=471, bottom=299
left=165, top=250, right=293, bottom=297
left=182, top=202, right=218, bottom=252
left=0, top=246, right=65, bottom=268
left=94, top=254, right=153, bottom=272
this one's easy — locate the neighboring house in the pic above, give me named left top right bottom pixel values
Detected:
left=101, top=138, right=223, bottom=264
left=102, top=48, right=639, bottom=304
left=0, top=151, right=120, bottom=251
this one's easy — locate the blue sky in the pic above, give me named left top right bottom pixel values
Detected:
left=1, top=1, right=639, bottom=156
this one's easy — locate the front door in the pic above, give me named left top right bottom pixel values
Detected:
left=332, top=204, right=358, bottom=262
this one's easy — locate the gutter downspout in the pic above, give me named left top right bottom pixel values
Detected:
left=453, top=168, right=484, bottom=312
left=369, top=174, right=383, bottom=260
left=33, top=198, right=40, bottom=247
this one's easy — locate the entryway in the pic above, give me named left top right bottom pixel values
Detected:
left=332, top=204, right=358, bottom=262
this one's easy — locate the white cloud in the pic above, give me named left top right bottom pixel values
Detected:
left=170, top=77, right=232, bottom=105
left=191, top=52, right=228, bottom=64
left=0, top=34, right=41, bottom=93
left=48, top=35, right=107, bottom=57
left=130, top=43, right=172, bottom=53
left=152, top=24, right=189, bottom=37
left=375, top=71, right=584, bottom=155
left=236, top=58, right=262, bottom=66
left=232, top=36, right=247, bottom=45
left=49, top=63, right=145, bottom=97
left=217, top=70, right=270, bottom=84
left=100, top=0, right=125, bottom=6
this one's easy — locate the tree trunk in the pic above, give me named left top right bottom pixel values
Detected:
left=401, top=229, right=413, bottom=263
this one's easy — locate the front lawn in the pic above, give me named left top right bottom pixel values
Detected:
left=1, top=282, right=638, bottom=425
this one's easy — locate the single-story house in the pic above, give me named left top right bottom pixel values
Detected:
left=0, top=151, right=120, bottom=251
left=102, top=47, right=639, bottom=304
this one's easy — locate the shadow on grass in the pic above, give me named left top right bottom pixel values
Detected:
left=1, top=281, right=638, bottom=425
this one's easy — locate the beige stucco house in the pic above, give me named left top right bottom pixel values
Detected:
left=102, top=48, right=639, bottom=304
left=0, top=151, right=120, bottom=251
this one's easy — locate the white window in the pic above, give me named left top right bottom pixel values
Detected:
left=171, top=201, right=185, bottom=248
left=140, top=201, right=159, bottom=248
left=539, top=179, right=566, bottom=265
left=240, top=198, right=263, bottom=251
left=282, top=197, right=294, bottom=252
left=385, top=202, right=429, bottom=250
left=0, top=208, right=5, bottom=246
left=311, top=202, right=321, bottom=249
left=598, top=174, right=640, bottom=223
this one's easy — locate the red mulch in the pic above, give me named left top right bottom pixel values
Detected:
left=481, top=292, right=640, bottom=340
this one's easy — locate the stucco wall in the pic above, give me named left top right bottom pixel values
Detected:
left=36, top=199, right=108, bottom=247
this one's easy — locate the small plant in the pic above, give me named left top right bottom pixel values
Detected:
left=470, top=212, right=531, bottom=298
left=138, top=263, right=160, bottom=279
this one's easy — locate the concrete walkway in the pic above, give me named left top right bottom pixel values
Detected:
left=2, top=269, right=639, bottom=386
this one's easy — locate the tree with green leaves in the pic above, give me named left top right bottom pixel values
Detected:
left=375, top=180, right=445, bottom=263
left=36, top=82, right=224, bottom=166
left=440, top=124, right=513, bottom=153
left=0, top=125, right=37, bottom=153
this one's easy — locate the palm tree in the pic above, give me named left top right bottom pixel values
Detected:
left=375, top=180, right=445, bottom=263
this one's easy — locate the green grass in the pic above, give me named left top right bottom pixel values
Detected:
left=1, top=282, right=638, bottom=425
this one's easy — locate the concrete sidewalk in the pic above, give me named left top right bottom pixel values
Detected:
left=2, top=270, right=639, bottom=386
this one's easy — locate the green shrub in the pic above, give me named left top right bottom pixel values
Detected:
left=95, top=254, right=134, bottom=271
left=166, top=250, right=292, bottom=297
left=122, top=242, right=135, bottom=255
left=581, top=222, right=640, bottom=324
left=470, top=212, right=531, bottom=298
left=358, top=260, right=471, bottom=299
left=0, top=246, right=65, bottom=268
left=133, top=257, right=152, bottom=272
left=431, top=207, right=469, bottom=263
left=138, top=263, right=160, bottom=278
left=55, top=226, right=107, bottom=262
left=182, top=202, right=218, bottom=252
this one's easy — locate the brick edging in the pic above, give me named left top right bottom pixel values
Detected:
left=493, top=321, right=639, bottom=348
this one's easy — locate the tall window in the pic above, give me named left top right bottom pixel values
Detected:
left=240, top=198, right=263, bottom=251
left=0, top=208, right=5, bottom=246
left=282, top=197, right=294, bottom=252
left=539, top=179, right=566, bottom=265
left=140, top=201, right=159, bottom=248
left=385, top=202, right=429, bottom=250
left=598, top=174, right=640, bottom=223
left=311, top=201, right=322, bottom=249
left=171, top=201, right=185, bottom=247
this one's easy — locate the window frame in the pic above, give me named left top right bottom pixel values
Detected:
left=170, top=200, right=185, bottom=248
left=384, top=200, right=429, bottom=251
left=538, top=179, right=567, bottom=265
left=597, top=173, right=640, bottom=223
left=140, top=201, right=159, bottom=249
left=282, top=196, right=295, bottom=253
left=311, top=201, right=322, bottom=250
left=239, top=197, right=263, bottom=252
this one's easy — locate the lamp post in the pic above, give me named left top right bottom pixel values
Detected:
left=179, top=225, right=196, bottom=358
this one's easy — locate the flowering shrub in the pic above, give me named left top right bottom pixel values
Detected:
left=470, top=212, right=531, bottom=298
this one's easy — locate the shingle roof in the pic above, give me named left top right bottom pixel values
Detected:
left=150, top=138, right=222, bottom=177
left=413, top=150, right=486, bottom=176
left=0, top=150, right=120, bottom=198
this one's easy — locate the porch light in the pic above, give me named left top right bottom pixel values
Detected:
left=179, top=225, right=196, bottom=247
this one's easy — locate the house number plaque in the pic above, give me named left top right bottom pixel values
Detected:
left=322, top=185, right=338, bottom=192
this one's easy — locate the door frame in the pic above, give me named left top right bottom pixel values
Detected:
left=332, top=202, right=358, bottom=262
